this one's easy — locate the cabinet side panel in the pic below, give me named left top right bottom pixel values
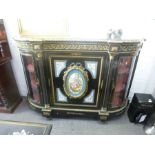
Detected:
left=111, top=56, right=132, bottom=108
left=21, top=54, right=41, bottom=105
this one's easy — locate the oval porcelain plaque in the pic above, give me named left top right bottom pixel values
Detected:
left=63, top=64, right=88, bottom=99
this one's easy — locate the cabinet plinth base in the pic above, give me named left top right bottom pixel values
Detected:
left=28, top=99, right=128, bottom=120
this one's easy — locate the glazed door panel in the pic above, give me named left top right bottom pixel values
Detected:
left=110, top=54, right=133, bottom=108
left=47, top=51, right=108, bottom=109
left=21, top=54, right=41, bottom=105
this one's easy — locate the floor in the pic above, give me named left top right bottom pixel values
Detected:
left=0, top=99, right=146, bottom=135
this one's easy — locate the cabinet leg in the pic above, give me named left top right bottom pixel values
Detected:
left=99, top=108, right=109, bottom=121
left=42, top=111, right=51, bottom=116
left=100, top=115, right=108, bottom=121
left=42, top=108, right=52, bottom=119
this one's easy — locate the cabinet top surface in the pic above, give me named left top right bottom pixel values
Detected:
left=15, top=36, right=143, bottom=44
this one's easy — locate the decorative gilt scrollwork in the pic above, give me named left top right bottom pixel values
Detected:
left=43, top=43, right=109, bottom=51
left=16, top=41, right=33, bottom=50
left=34, top=45, right=41, bottom=50
left=36, top=53, right=43, bottom=58
left=110, top=46, right=119, bottom=52
left=110, top=44, right=137, bottom=53
left=120, top=45, right=137, bottom=52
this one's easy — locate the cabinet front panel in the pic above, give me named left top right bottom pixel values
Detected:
left=110, top=55, right=133, bottom=108
left=21, top=54, right=41, bottom=104
left=47, top=52, right=107, bottom=109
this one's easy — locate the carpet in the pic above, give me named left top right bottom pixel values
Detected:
left=0, top=99, right=146, bottom=134
left=0, top=120, right=52, bottom=135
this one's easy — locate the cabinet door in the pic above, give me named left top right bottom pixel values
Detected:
left=46, top=51, right=108, bottom=109
left=21, top=54, right=41, bottom=104
left=110, top=55, right=133, bottom=108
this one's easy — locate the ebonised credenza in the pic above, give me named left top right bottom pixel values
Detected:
left=16, top=38, right=143, bottom=120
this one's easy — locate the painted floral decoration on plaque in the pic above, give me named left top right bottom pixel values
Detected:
left=63, top=63, right=89, bottom=99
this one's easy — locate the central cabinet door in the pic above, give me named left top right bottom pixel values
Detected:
left=46, top=51, right=108, bottom=109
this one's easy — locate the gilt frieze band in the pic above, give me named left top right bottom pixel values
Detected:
left=42, top=43, right=109, bottom=51
left=15, top=40, right=141, bottom=54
